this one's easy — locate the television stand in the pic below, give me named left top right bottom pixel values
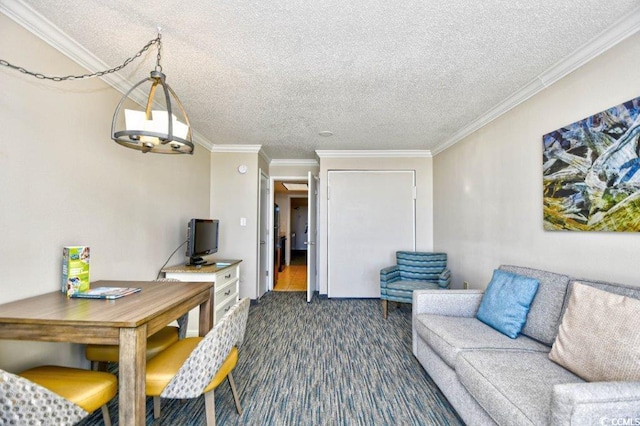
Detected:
left=161, top=260, right=242, bottom=332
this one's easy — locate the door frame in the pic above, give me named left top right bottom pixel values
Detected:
left=257, top=169, right=270, bottom=299
left=268, top=175, right=309, bottom=291
left=307, top=172, right=319, bottom=303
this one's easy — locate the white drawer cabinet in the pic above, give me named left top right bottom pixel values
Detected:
left=162, top=260, right=241, bottom=335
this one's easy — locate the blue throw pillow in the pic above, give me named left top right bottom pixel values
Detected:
left=476, top=269, right=539, bottom=339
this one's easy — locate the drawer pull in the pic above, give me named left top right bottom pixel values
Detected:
left=224, top=289, right=231, bottom=296
left=224, top=273, right=231, bottom=279
left=224, top=306, right=231, bottom=312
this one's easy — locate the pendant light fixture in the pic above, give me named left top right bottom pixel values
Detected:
left=111, top=31, right=194, bottom=154
left=1, top=30, right=193, bottom=155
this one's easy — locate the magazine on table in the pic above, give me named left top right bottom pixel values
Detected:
left=70, top=286, right=141, bottom=299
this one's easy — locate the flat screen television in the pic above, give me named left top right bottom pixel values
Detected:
left=186, top=218, right=219, bottom=265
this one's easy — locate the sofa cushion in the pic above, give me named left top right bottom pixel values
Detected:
left=500, top=265, right=570, bottom=346
left=414, top=314, right=549, bottom=369
left=549, top=282, right=640, bottom=382
left=457, top=350, right=583, bottom=426
left=476, top=269, right=539, bottom=338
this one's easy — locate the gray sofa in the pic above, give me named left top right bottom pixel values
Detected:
left=412, top=265, right=640, bottom=426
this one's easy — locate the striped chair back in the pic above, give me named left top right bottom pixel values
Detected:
left=396, top=251, right=448, bottom=282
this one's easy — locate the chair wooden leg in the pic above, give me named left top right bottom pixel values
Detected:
left=204, top=390, right=216, bottom=426
left=228, top=372, right=242, bottom=415
left=153, top=396, right=161, bottom=419
left=382, top=299, right=388, bottom=319
left=101, top=405, right=112, bottom=426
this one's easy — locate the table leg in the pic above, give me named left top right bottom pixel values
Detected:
left=119, top=325, right=147, bottom=426
left=199, top=288, right=214, bottom=336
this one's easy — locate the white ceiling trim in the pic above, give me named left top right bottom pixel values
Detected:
left=0, top=0, right=215, bottom=152
left=432, top=5, right=640, bottom=156
left=538, top=7, right=640, bottom=87
left=211, top=144, right=271, bottom=164
left=271, top=159, right=319, bottom=166
left=259, top=150, right=271, bottom=165
left=211, top=144, right=262, bottom=153
left=316, top=150, right=432, bottom=158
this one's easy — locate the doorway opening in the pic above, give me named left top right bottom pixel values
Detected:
left=273, top=180, right=308, bottom=292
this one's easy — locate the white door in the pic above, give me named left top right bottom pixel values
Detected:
left=257, top=171, right=269, bottom=298
left=307, top=172, right=318, bottom=303
left=328, top=170, right=415, bottom=298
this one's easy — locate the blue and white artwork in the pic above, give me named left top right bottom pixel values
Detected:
left=543, top=96, right=640, bottom=231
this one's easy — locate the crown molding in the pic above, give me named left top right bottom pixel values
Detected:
left=270, top=159, right=319, bottom=166
left=316, top=150, right=432, bottom=158
left=259, top=149, right=272, bottom=165
left=1, top=0, right=215, bottom=152
left=432, top=5, right=640, bottom=156
left=537, top=6, right=640, bottom=87
left=211, top=144, right=262, bottom=153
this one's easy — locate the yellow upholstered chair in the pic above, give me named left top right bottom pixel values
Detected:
left=85, top=278, right=188, bottom=371
left=146, top=297, right=250, bottom=426
left=1, top=365, right=117, bottom=426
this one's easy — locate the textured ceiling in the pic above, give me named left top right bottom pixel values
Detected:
left=16, top=1, right=640, bottom=159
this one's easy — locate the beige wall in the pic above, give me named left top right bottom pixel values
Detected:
left=210, top=151, right=260, bottom=298
left=433, top=33, right=640, bottom=290
left=0, top=15, right=211, bottom=372
left=269, top=162, right=320, bottom=177
left=318, top=154, right=434, bottom=294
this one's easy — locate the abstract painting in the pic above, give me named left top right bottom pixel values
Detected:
left=543, top=96, right=640, bottom=231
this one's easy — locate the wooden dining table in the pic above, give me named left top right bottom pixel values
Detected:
left=0, top=280, right=214, bottom=426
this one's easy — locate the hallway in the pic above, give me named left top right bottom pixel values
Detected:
left=273, top=265, right=306, bottom=291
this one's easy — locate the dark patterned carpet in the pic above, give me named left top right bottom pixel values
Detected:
left=79, top=292, right=464, bottom=425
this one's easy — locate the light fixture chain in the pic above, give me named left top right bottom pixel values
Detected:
left=155, top=32, right=163, bottom=73
left=0, top=36, right=161, bottom=82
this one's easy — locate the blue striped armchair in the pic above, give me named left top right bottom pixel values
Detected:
left=380, top=251, right=451, bottom=318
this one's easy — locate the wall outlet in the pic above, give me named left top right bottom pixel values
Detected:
left=463, top=281, right=469, bottom=289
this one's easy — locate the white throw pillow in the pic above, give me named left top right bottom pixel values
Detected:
left=549, top=282, right=640, bottom=382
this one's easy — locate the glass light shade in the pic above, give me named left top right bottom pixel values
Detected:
left=123, top=110, right=189, bottom=147
left=150, top=110, right=189, bottom=140
left=112, top=71, right=194, bottom=154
